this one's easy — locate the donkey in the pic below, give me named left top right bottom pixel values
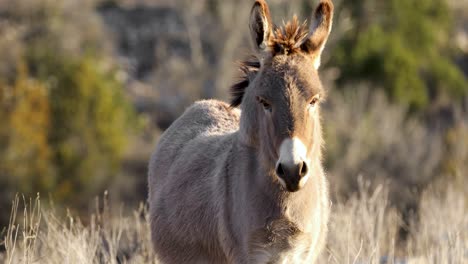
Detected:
left=148, top=0, right=334, bottom=263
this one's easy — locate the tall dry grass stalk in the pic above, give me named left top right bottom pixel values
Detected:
left=3, top=195, right=41, bottom=264
left=1, top=184, right=466, bottom=263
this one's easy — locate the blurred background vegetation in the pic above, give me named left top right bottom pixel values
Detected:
left=0, top=0, right=466, bottom=243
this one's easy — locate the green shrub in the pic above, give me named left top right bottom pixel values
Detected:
left=0, top=0, right=135, bottom=217
left=332, top=0, right=467, bottom=110
left=29, top=49, right=133, bottom=203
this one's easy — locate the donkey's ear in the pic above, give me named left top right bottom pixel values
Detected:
left=301, top=0, right=334, bottom=69
left=249, top=0, right=273, bottom=54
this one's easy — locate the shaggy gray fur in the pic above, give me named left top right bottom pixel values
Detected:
left=148, top=1, right=334, bottom=263
left=148, top=100, right=329, bottom=263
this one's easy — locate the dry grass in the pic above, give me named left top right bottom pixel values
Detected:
left=319, top=180, right=468, bottom=263
left=1, top=183, right=466, bottom=264
left=0, top=194, right=156, bottom=264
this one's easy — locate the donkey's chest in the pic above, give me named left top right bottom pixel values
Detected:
left=248, top=218, right=316, bottom=263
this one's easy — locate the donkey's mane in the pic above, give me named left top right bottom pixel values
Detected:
left=230, top=57, right=260, bottom=107
left=230, top=16, right=309, bottom=107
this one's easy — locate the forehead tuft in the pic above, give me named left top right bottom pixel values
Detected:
left=269, top=16, right=309, bottom=56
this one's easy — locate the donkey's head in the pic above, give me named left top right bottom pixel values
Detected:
left=231, top=0, right=333, bottom=192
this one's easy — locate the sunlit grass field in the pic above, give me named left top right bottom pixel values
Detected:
left=1, top=182, right=466, bottom=264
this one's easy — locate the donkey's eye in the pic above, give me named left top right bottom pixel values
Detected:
left=309, top=95, right=320, bottom=107
left=256, top=96, right=272, bottom=112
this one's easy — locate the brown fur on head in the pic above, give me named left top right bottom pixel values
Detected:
left=230, top=0, right=334, bottom=108
left=233, top=0, right=333, bottom=191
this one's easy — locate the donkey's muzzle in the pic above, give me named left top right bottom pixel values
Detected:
left=276, top=161, right=308, bottom=192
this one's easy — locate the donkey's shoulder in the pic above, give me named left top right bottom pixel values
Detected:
left=188, top=99, right=240, bottom=119
left=183, top=99, right=241, bottom=131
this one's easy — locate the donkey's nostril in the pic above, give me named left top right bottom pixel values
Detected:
left=299, top=161, right=308, bottom=177
left=276, top=163, right=285, bottom=177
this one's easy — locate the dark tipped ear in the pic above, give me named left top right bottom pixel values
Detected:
left=249, top=0, right=273, bottom=55
left=301, top=0, right=334, bottom=69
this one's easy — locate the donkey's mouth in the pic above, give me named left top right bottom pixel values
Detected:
left=276, top=174, right=309, bottom=192
left=286, top=182, right=301, bottom=192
